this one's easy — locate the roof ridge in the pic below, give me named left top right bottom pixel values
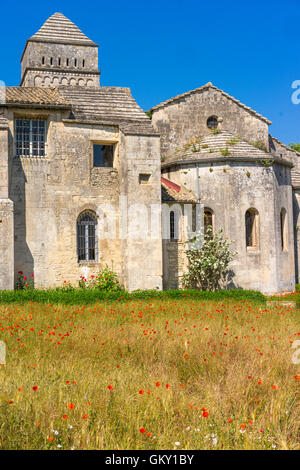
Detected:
left=150, top=83, right=272, bottom=125
left=269, top=134, right=300, bottom=156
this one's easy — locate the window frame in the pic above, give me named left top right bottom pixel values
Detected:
left=92, top=142, right=115, bottom=168
left=77, top=211, right=98, bottom=263
left=204, top=208, right=214, bottom=235
left=245, top=208, right=259, bottom=250
left=15, top=117, right=47, bottom=158
left=280, top=208, right=288, bottom=252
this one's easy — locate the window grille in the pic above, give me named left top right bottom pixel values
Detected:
left=15, top=118, right=46, bottom=157
left=77, top=211, right=97, bottom=262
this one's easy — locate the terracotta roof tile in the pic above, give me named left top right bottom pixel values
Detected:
left=4, top=87, right=70, bottom=106
left=161, top=177, right=197, bottom=203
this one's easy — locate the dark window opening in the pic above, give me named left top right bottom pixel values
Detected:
left=66, top=58, right=69, bottom=66
left=245, top=209, right=258, bottom=248
left=82, top=59, right=85, bottom=68
left=74, top=58, right=77, bottom=67
left=204, top=208, right=214, bottom=235
left=207, top=116, right=218, bottom=129
left=50, top=57, right=53, bottom=65
left=77, top=211, right=97, bottom=262
left=42, top=56, right=45, bottom=65
left=170, top=211, right=175, bottom=240
left=139, top=174, right=151, bottom=184
left=93, top=144, right=114, bottom=167
left=58, top=57, right=61, bottom=66
left=280, top=208, right=288, bottom=251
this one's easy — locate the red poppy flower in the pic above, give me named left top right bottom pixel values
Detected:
left=140, top=428, right=146, bottom=433
left=32, top=386, right=38, bottom=391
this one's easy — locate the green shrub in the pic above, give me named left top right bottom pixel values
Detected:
left=0, top=287, right=266, bottom=305
left=94, top=266, right=122, bottom=292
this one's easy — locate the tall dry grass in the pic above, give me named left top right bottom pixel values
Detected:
left=0, top=299, right=299, bottom=450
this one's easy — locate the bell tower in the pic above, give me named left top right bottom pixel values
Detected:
left=20, top=12, right=100, bottom=87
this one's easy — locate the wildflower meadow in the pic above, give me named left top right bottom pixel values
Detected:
left=0, top=297, right=299, bottom=450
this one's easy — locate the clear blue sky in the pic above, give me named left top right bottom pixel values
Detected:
left=1, top=0, right=300, bottom=144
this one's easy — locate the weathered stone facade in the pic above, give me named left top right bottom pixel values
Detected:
left=0, top=12, right=298, bottom=294
left=152, top=88, right=298, bottom=293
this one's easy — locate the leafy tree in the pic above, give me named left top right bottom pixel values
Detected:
left=289, top=143, right=300, bottom=152
left=182, top=227, right=236, bottom=291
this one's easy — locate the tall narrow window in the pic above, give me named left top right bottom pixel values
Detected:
left=245, top=209, right=259, bottom=248
left=77, top=211, right=97, bottom=262
left=15, top=118, right=46, bottom=157
left=42, top=56, right=45, bottom=65
left=66, top=58, right=69, bottom=66
left=74, top=58, right=77, bottom=67
left=280, top=208, right=288, bottom=251
left=82, top=59, right=85, bottom=68
left=204, top=208, right=214, bottom=235
left=58, top=57, right=61, bottom=66
left=170, top=211, right=175, bottom=240
left=50, top=57, right=53, bottom=65
left=93, top=144, right=114, bottom=167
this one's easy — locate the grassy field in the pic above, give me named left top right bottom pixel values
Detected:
left=0, top=298, right=299, bottom=450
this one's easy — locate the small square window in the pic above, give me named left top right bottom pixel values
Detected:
left=93, top=144, right=114, bottom=168
left=139, top=173, right=151, bottom=184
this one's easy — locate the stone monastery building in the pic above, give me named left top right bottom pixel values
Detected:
left=0, top=12, right=299, bottom=293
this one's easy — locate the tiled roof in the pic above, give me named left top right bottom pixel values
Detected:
left=151, top=82, right=271, bottom=125
left=58, top=86, right=156, bottom=134
left=29, top=12, right=97, bottom=46
left=163, top=130, right=275, bottom=164
left=292, top=172, right=300, bottom=187
left=161, top=177, right=197, bottom=203
left=4, top=87, right=70, bottom=107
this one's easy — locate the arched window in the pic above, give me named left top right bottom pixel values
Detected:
left=245, top=208, right=259, bottom=248
left=77, top=211, right=97, bottom=262
left=204, top=208, right=214, bottom=235
left=170, top=211, right=175, bottom=240
left=207, top=116, right=218, bottom=129
left=280, top=208, right=288, bottom=251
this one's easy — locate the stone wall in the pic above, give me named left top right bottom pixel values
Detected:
left=162, top=160, right=295, bottom=294
left=5, top=106, right=162, bottom=290
left=21, top=41, right=99, bottom=87
left=0, top=118, right=14, bottom=289
left=119, top=131, right=163, bottom=290
left=152, top=87, right=269, bottom=158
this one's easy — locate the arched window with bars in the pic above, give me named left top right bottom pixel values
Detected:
left=77, top=211, right=97, bottom=262
left=245, top=208, right=259, bottom=249
left=170, top=211, right=176, bottom=240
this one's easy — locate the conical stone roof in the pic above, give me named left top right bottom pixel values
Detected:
left=29, top=12, right=97, bottom=46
